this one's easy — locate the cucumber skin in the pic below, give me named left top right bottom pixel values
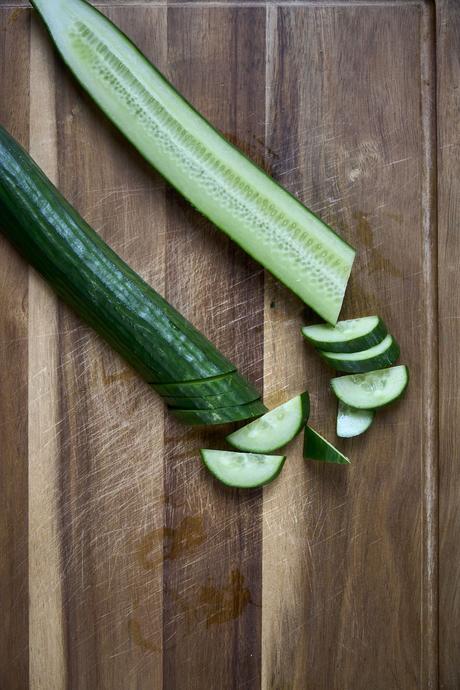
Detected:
left=0, top=125, right=240, bottom=385
left=319, top=338, right=400, bottom=373
left=151, top=371, right=260, bottom=400
left=302, top=318, right=388, bottom=353
left=200, top=450, right=286, bottom=489
left=226, top=391, right=310, bottom=453
left=303, top=427, right=350, bottom=464
left=331, top=366, right=410, bottom=410
left=170, top=400, right=268, bottom=425
left=30, top=0, right=355, bottom=326
left=163, top=394, right=262, bottom=410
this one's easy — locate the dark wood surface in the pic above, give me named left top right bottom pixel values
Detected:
left=0, top=1, right=455, bottom=688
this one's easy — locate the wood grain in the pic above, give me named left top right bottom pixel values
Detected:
left=0, top=1, right=451, bottom=689
left=0, top=8, right=30, bottom=690
left=437, top=1, right=460, bottom=688
left=53, top=7, right=168, bottom=688
left=262, top=4, right=438, bottom=688
left=28, top=15, right=66, bottom=690
left=162, top=7, right=265, bottom=688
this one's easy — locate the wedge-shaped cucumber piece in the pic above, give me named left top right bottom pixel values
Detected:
left=152, top=371, right=260, bottom=402
left=331, top=365, right=409, bottom=410
left=303, top=426, right=350, bottom=464
left=31, top=0, right=355, bottom=324
left=200, top=449, right=286, bottom=488
left=319, top=334, right=400, bottom=373
left=170, top=400, right=268, bottom=425
left=226, top=392, right=309, bottom=452
left=302, top=316, right=387, bottom=353
left=336, top=402, right=374, bottom=438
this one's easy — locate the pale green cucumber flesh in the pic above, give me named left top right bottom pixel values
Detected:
left=200, top=449, right=286, bottom=488
left=302, top=316, right=387, bottom=352
left=31, top=0, right=355, bottom=324
left=331, top=365, right=409, bottom=410
left=226, top=392, right=309, bottom=452
left=303, top=426, right=350, bottom=464
left=151, top=371, right=261, bottom=401
left=170, top=400, right=268, bottom=425
left=320, top=334, right=400, bottom=373
left=336, top=402, right=374, bottom=438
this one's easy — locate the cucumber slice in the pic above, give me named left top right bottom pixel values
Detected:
left=200, top=449, right=286, bottom=488
left=331, top=365, right=409, bottom=410
left=163, top=394, right=262, bottom=410
left=303, top=426, right=350, bottom=464
left=319, top=334, right=400, bottom=373
left=226, top=392, right=309, bottom=452
left=302, top=316, right=387, bottom=353
left=336, top=402, right=374, bottom=438
left=170, top=400, right=268, bottom=426
left=151, top=371, right=260, bottom=402
left=31, top=0, right=355, bottom=324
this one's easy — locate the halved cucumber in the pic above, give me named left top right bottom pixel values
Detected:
left=163, top=393, right=262, bottom=410
left=151, top=371, right=260, bottom=402
left=302, top=316, right=387, bottom=353
left=331, top=365, right=409, bottom=410
left=31, top=0, right=355, bottom=324
left=303, top=426, right=350, bottom=464
left=336, top=402, right=374, bottom=438
left=226, top=392, right=309, bottom=452
left=319, top=334, right=400, bottom=373
left=200, top=449, right=286, bottom=488
left=170, top=400, right=268, bottom=425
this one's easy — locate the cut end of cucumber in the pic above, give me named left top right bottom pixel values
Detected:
left=336, top=402, right=374, bottom=438
left=31, top=0, right=355, bottom=325
left=226, top=391, right=309, bottom=452
left=200, top=449, right=286, bottom=488
left=331, top=365, right=409, bottom=410
left=302, top=316, right=387, bottom=353
left=303, top=426, right=350, bottom=464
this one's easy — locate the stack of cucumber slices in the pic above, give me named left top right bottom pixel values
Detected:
left=302, top=316, right=409, bottom=438
left=201, top=391, right=351, bottom=488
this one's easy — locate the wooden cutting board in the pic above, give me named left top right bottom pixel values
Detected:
left=0, top=1, right=458, bottom=688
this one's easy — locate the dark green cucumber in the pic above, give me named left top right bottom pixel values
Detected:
left=0, top=125, right=246, bottom=386
left=151, top=371, right=260, bottom=401
left=200, top=449, right=286, bottom=489
left=163, top=393, right=262, bottom=410
left=303, top=426, right=350, bottom=464
left=302, top=316, right=387, bottom=353
left=170, top=400, right=268, bottom=425
left=31, top=0, right=356, bottom=325
left=319, top=334, right=400, bottom=373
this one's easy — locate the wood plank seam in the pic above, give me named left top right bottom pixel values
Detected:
left=420, top=1, right=439, bottom=688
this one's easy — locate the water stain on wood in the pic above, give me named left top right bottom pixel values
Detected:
left=199, top=569, right=254, bottom=627
left=127, top=617, right=160, bottom=654
left=353, top=211, right=403, bottom=279
left=137, top=516, right=206, bottom=569
left=170, top=569, right=254, bottom=628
